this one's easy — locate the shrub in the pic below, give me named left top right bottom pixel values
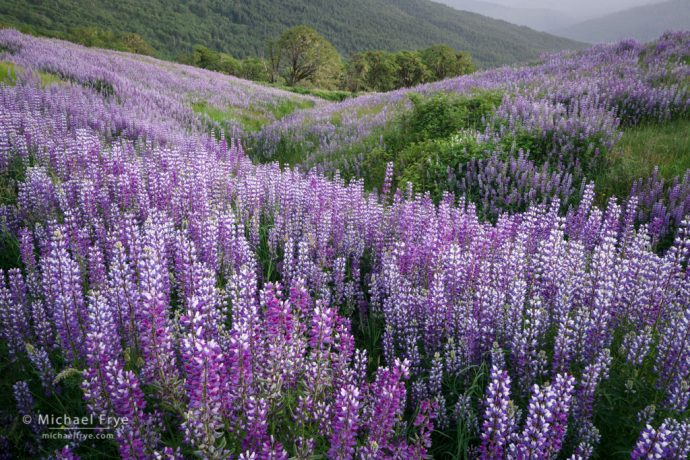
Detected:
left=394, top=91, right=502, bottom=146
left=397, top=129, right=488, bottom=199
left=354, top=91, right=503, bottom=194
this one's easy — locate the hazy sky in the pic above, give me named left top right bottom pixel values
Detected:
left=486, top=0, right=658, bottom=18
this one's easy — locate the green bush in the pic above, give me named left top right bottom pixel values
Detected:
left=397, top=130, right=488, bottom=199
left=358, top=91, right=502, bottom=192
left=392, top=91, right=502, bottom=148
left=68, top=27, right=155, bottom=55
left=240, top=57, right=270, bottom=82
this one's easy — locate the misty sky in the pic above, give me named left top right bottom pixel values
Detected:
left=485, top=0, right=658, bottom=18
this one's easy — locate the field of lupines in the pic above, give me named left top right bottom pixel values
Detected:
left=0, top=27, right=690, bottom=459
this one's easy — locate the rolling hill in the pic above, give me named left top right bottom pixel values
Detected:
left=0, top=0, right=582, bottom=68
left=559, top=0, right=690, bottom=43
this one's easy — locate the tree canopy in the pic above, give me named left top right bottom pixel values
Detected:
left=276, top=26, right=343, bottom=87
left=344, top=47, right=476, bottom=92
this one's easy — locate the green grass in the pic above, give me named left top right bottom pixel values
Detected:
left=278, top=85, right=356, bottom=102
left=0, top=61, right=18, bottom=84
left=327, top=102, right=386, bottom=128
left=192, top=101, right=265, bottom=132
left=267, top=98, right=315, bottom=119
left=0, top=61, right=64, bottom=87
left=192, top=98, right=314, bottom=133
left=595, top=117, right=690, bottom=199
left=37, top=71, right=63, bottom=87
left=592, top=330, right=676, bottom=459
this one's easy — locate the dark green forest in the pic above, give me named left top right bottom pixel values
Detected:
left=0, top=0, right=582, bottom=67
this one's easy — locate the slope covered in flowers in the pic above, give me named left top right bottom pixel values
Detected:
left=0, top=29, right=689, bottom=459
left=255, top=33, right=688, bottom=170
left=254, top=32, right=690, bottom=245
left=0, top=29, right=320, bottom=142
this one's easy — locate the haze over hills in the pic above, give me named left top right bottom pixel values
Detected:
left=0, top=0, right=582, bottom=68
left=436, top=0, right=688, bottom=45
left=485, top=0, right=657, bottom=21
left=436, top=0, right=577, bottom=32
left=559, top=0, right=690, bottom=43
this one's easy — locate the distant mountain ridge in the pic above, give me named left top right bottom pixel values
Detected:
left=492, top=0, right=657, bottom=21
left=436, top=0, right=577, bottom=32
left=0, top=0, right=582, bottom=68
left=559, top=0, right=690, bottom=43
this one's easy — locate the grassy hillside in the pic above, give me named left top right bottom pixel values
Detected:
left=560, top=0, right=690, bottom=43
left=0, top=0, right=582, bottom=67
left=595, top=118, right=690, bottom=198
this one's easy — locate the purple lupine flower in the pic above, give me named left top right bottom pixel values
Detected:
left=173, top=231, right=200, bottom=306
left=509, top=382, right=551, bottom=458
left=424, top=273, right=447, bottom=354
left=13, top=380, right=34, bottom=418
left=0, top=270, right=29, bottom=360
left=19, top=227, right=37, bottom=273
left=226, top=329, right=253, bottom=417
left=631, top=423, right=671, bottom=459
left=42, top=228, right=86, bottom=362
left=665, top=418, right=690, bottom=459
left=574, top=349, right=612, bottom=424
left=87, top=245, right=106, bottom=291
left=13, top=380, right=39, bottom=435
left=332, top=256, right=346, bottom=305
left=242, top=396, right=269, bottom=453
left=330, top=317, right=355, bottom=393
left=329, top=384, right=361, bottom=460
left=545, top=373, right=576, bottom=457
left=310, top=300, right=336, bottom=353
left=54, top=445, right=81, bottom=460
left=27, top=345, right=56, bottom=396
left=107, top=241, right=140, bottom=350
left=30, top=300, right=54, bottom=349
left=510, top=295, right=548, bottom=392
left=382, top=162, right=394, bottom=199
left=152, top=446, right=184, bottom=459
left=361, top=358, right=410, bottom=453
left=181, top=336, right=228, bottom=457
left=621, top=327, right=654, bottom=367
left=108, top=363, right=156, bottom=459
left=570, top=421, right=601, bottom=460
left=137, top=222, right=180, bottom=400
left=1, top=28, right=690, bottom=459
left=230, top=261, right=259, bottom=337
left=427, top=352, right=447, bottom=429
left=655, top=303, right=690, bottom=412
left=180, top=262, right=222, bottom=342
left=81, top=292, right=121, bottom=420
left=408, top=399, right=437, bottom=459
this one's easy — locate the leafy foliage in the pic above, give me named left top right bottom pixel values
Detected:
left=421, top=44, right=475, bottom=81
left=344, top=47, right=475, bottom=92
left=178, top=45, right=268, bottom=81
left=398, top=92, right=499, bottom=144
left=360, top=92, right=502, bottom=191
left=67, top=27, right=155, bottom=55
left=275, top=26, right=343, bottom=88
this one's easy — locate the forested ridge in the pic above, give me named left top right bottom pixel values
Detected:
left=0, top=0, right=582, bottom=67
